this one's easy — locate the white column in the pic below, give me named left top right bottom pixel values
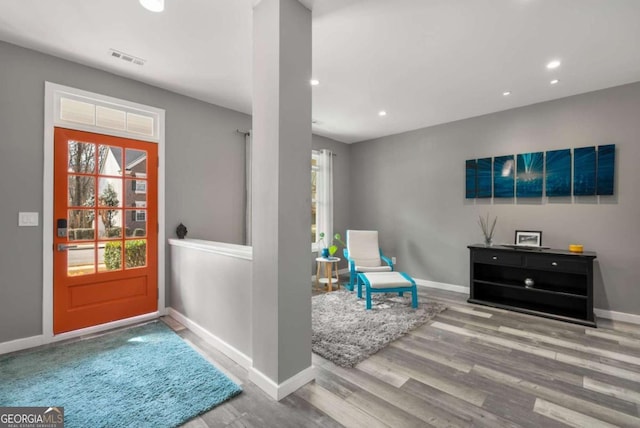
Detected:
left=249, top=0, right=314, bottom=400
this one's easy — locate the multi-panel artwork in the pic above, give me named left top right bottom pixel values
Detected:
left=477, top=158, right=492, bottom=198
left=516, top=152, right=544, bottom=198
left=573, top=146, right=596, bottom=196
left=545, top=149, right=571, bottom=197
left=465, top=159, right=477, bottom=199
left=493, top=155, right=515, bottom=198
left=596, top=144, right=615, bottom=195
left=465, top=145, right=615, bottom=199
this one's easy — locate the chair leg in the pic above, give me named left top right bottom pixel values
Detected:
left=411, top=286, right=418, bottom=308
left=366, top=285, right=372, bottom=310
left=357, top=274, right=362, bottom=299
left=398, top=291, right=404, bottom=297
left=348, top=271, right=355, bottom=291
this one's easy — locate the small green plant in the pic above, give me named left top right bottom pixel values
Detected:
left=330, top=233, right=346, bottom=256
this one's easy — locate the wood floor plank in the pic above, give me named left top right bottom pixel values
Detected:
left=498, top=325, right=640, bottom=366
left=388, top=336, right=473, bottom=373
left=366, top=352, right=486, bottom=406
left=533, top=398, right=619, bottom=428
left=583, top=377, right=640, bottom=405
left=345, top=389, right=429, bottom=428
left=355, top=357, right=410, bottom=388
left=316, top=363, right=470, bottom=427
left=296, top=382, right=390, bottom=428
left=473, top=364, right=640, bottom=427
left=401, top=379, right=523, bottom=428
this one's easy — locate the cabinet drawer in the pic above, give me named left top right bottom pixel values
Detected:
left=474, top=251, right=523, bottom=267
left=526, top=254, right=587, bottom=274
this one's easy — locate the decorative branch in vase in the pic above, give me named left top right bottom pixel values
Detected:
left=478, top=213, right=497, bottom=246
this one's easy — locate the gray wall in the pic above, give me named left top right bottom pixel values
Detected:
left=0, top=41, right=250, bottom=343
left=349, top=81, right=640, bottom=315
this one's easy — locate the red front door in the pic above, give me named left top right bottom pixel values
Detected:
left=53, top=127, right=158, bottom=334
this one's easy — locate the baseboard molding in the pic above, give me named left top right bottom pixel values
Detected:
left=1, top=312, right=161, bottom=355
left=413, top=278, right=468, bottom=294
left=594, top=308, right=640, bottom=325
left=167, top=308, right=252, bottom=370
left=249, top=365, right=316, bottom=401
left=0, top=335, right=45, bottom=355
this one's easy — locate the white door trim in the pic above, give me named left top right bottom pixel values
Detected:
left=43, top=82, right=166, bottom=342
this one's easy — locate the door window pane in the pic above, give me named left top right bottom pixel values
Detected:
left=99, top=241, right=123, bottom=272
left=98, top=145, right=122, bottom=175
left=125, top=149, right=147, bottom=174
left=68, top=141, right=96, bottom=173
left=67, top=243, right=95, bottom=276
left=125, top=209, right=146, bottom=237
left=68, top=210, right=95, bottom=241
left=98, top=177, right=123, bottom=208
left=125, top=179, right=147, bottom=207
left=125, top=239, right=146, bottom=269
left=68, top=175, right=95, bottom=207
left=98, top=209, right=122, bottom=239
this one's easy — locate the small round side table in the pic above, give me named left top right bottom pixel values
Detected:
left=315, top=257, right=340, bottom=292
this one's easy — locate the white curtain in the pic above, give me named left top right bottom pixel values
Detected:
left=316, top=149, right=334, bottom=251
left=244, top=132, right=252, bottom=245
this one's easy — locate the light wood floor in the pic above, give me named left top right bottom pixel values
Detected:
left=172, top=286, right=640, bottom=428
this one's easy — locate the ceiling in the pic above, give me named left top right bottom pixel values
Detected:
left=1, top=0, right=639, bottom=143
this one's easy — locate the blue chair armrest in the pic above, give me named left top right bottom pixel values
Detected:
left=379, top=250, right=393, bottom=270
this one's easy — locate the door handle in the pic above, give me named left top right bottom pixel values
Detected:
left=57, top=244, right=78, bottom=251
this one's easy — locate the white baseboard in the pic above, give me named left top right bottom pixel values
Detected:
left=49, top=312, right=161, bottom=343
left=249, top=365, right=316, bottom=401
left=167, top=308, right=252, bottom=370
left=594, top=308, right=640, bottom=325
left=1, top=311, right=161, bottom=355
left=413, top=278, right=468, bottom=294
left=0, top=335, right=45, bottom=355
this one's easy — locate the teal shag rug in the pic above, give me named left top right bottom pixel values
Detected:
left=0, top=322, right=241, bottom=427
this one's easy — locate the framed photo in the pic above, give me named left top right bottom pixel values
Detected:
left=515, top=230, right=542, bottom=247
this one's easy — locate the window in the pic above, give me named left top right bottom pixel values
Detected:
left=134, top=180, right=147, bottom=194
left=311, top=150, right=333, bottom=252
left=135, top=201, right=146, bottom=222
left=311, top=152, right=319, bottom=247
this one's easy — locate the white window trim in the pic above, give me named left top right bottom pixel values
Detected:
left=43, top=82, right=166, bottom=343
left=311, top=150, right=320, bottom=252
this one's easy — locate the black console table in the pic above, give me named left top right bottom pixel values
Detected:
left=468, top=244, right=597, bottom=327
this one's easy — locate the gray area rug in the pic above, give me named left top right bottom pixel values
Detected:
left=312, top=290, right=447, bottom=367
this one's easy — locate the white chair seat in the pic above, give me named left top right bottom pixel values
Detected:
left=355, top=265, right=392, bottom=273
left=362, top=272, right=412, bottom=289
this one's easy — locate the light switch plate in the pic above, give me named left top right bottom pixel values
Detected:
left=19, top=212, right=39, bottom=227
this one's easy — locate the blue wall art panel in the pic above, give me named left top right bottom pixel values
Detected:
left=516, top=152, right=544, bottom=197
left=465, top=159, right=477, bottom=198
left=477, top=157, right=492, bottom=198
left=573, top=146, right=596, bottom=196
left=545, top=149, right=571, bottom=197
left=493, top=155, right=514, bottom=198
left=597, top=144, right=615, bottom=195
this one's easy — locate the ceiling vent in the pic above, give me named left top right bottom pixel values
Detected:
left=108, top=49, right=146, bottom=66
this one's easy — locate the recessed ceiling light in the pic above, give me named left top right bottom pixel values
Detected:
left=140, top=0, right=164, bottom=12
left=546, top=60, right=561, bottom=69
left=310, top=79, right=320, bottom=86
left=378, top=111, right=387, bottom=116
left=503, top=91, right=511, bottom=96
left=550, top=79, right=559, bottom=85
